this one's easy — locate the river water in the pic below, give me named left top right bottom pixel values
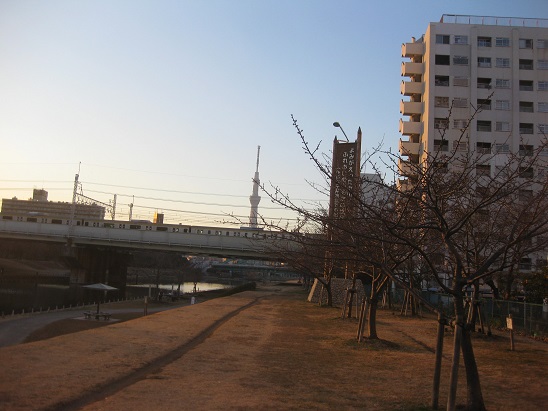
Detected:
left=0, top=281, right=235, bottom=315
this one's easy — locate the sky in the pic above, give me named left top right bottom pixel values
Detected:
left=1, top=0, right=547, bottom=227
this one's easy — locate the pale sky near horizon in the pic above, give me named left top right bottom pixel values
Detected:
left=1, top=1, right=546, bottom=227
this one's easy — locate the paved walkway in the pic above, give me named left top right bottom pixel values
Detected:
left=0, top=304, right=181, bottom=347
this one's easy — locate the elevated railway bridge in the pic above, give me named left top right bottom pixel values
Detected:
left=0, top=216, right=296, bottom=288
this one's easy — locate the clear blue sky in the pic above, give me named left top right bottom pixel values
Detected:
left=1, top=0, right=546, bottom=226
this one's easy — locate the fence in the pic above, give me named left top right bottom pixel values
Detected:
left=415, top=289, right=548, bottom=337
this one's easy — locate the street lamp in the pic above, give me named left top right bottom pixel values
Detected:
left=333, top=122, right=349, bottom=142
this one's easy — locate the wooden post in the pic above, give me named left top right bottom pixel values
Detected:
left=341, top=289, right=349, bottom=319
left=431, top=312, right=446, bottom=410
left=447, top=315, right=463, bottom=411
left=507, top=315, right=514, bottom=351
left=144, top=296, right=148, bottom=316
left=357, top=297, right=368, bottom=342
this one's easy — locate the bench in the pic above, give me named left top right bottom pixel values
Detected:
left=83, top=311, right=111, bottom=320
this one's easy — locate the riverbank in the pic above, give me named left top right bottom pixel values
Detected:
left=1, top=284, right=546, bottom=410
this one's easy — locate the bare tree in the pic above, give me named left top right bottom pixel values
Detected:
left=259, top=115, right=547, bottom=410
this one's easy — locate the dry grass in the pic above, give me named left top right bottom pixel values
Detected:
left=2, top=286, right=547, bottom=411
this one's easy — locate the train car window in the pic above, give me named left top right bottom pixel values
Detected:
left=26, top=217, right=37, bottom=222
left=51, top=219, right=63, bottom=224
left=76, top=221, right=81, bottom=226
left=182, top=228, right=187, bottom=233
left=85, top=222, right=89, bottom=227
left=208, top=230, right=211, bottom=235
left=156, top=227, right=168, bottom=232
left=226, top=231, right=230, bottom=236
left=2, top=215, right=13, bottom=220
left=129, top=224, right=141, bottom=230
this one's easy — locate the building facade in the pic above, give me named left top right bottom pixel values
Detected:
left=399, top=14, right=548, bottom=190
left=1, top=189, right=105, bottom=221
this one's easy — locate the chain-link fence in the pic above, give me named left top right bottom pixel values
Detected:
left=415, top=289, right=548, bottom=337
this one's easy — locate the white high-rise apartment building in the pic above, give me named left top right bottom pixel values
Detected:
left=399, top=14, right=548, bottom=190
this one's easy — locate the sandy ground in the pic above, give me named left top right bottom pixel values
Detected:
left=0, top=285, right=547, bottom=411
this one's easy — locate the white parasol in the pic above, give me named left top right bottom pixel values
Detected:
left=83, top=283, right=118, bottom=314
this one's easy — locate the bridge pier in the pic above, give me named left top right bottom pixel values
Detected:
left=69, top=247, right=130, bottom=291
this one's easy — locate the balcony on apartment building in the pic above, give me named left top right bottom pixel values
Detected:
left=397, top=178, right=414, bottom=192
left=399, top=138, right=420, bottom=157
left=399, top=119, right=423, bottom=136
left=400, top=80, right=424, bottom=96
left=398, top=158, right=417, bottom=177
left=401, top=61, right=424, bottom=77
left=400, top=100, right=423, bottom=116
left=401, top=41, right=425, bottom=58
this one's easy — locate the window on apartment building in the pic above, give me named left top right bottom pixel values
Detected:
left=495, top=37, right=510, bottom=47
left=453, top=76, right=469, bottom=87
left=519, top=145, right=534, bottom=156
left=538, top=124, right=548, bottom=134
left=433, top=162, right=448, bottom=173
left=519, top=257, right=533, bottom=270
left=538, top=60, right=548, bottom=70
left=495, top=78, right=510, bottom=89
left=539, top=81, right=548, bottom=91
left=476, top=187, right=490, bottom=198
left=539, top=102, right=548, bottom=113
left=434, top=75, right=449, bottom=86
left=453, top=55, right=469, bottom=65
left=453, top=98, right=468, bottom=108
left=435, top=54, right=450, bottom=65
left=495, top=100, right=510, bottom=110
left=519, top=123, right=534, bottom=134
left=453, top=140, right=468, bottom=152
left=478, top=57, right=491, bottom=68
left=453, top=119, right=468, bottom=129
left=495, top=58, right=510, bottom=68
left=495, top=143, right=510, bottom=153
left=477, top=36, right=492, bottom=47
left=434, top=139, right=449, bottom=151
left=519, top=167, right=534, bottom=178
left=496, top=122, right=511, bottom=132
left=519, top=80, right=534, bottom=91
left=477, top=77, right=491, bottom=88
left=519, top=101, right=534, bottom=113
left=436, top=34, right=450, bottom=44
left=519, top=123, right=536, bottom=136
left=454, top=35, right=468, bottom=45
left=519, top=59, right=534, bottom=70
left=434, top=118, right=449, bottom=129
left=435, top=96, right=449, bottom=107
left=476, top=142, right=492, bottom=154
left=537, top=256, right=548, bottom=269
left=537, top=39, right=548, bottom=49
left=477, top=99, right=491, bottom=110
left=477, top=120, right=492, bottom=132
left=519, top=39, right=533, bottom=49
left=476, top=164, right=491, bottom=176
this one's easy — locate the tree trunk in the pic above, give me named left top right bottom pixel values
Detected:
left=461, top=324, right=486, bottom=410
left=367, top=296, right=379, bottom=339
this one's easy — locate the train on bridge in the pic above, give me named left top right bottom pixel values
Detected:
left=0, top=213, right=292, bottom=239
